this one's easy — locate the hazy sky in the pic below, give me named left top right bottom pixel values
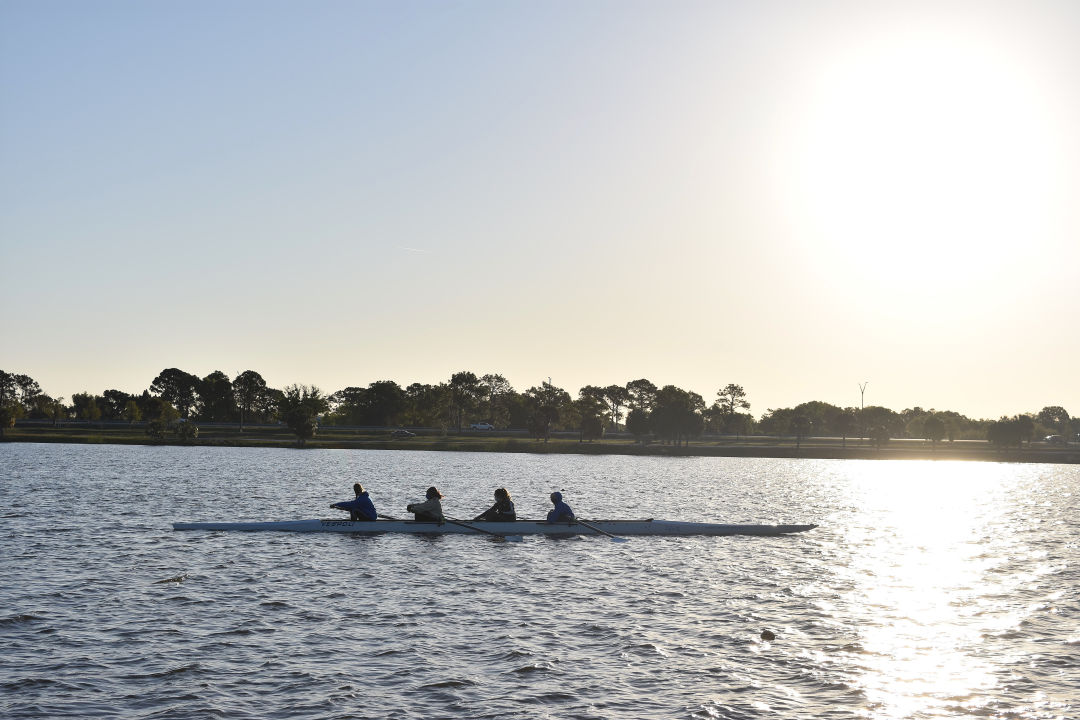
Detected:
left=2, top=0, right=1078, bottom=420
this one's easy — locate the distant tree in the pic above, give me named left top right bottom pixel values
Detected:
left=142, top=396, right=179, bottom=423
left=625, top=408, right=650, bottom=443
left=175, top=420, right=199, bottom=443
left=924, top=415, right=946, bottom=449
left=987, top=417, right=1021, bottom=450
left=578, top=385, right=608, bottom=410
left=232, top=370, right=268, bottom=431
left=715, top=384, right=750, bottom=432
left=728, top=412, right=755, bottom=437
left=146, top=420, right=167, bottom=440
left=702, top=403, right=723, bottom=435
left=24, top=393, right=57, bottom=420
left=625, top=378, right=658, bottom=413
left=1015, top=414, right=1035, bottom=446
left=835, top=408, right=858, bottom=448
left=30, top=395, right=66, bottom=425
left=326, top=381, right=405, bottom=426
left=904, top=414, right=927, bottom=441
left=365, top=381, right=406, bottom=426
left=580, top=413, right=604, bottom=442
left=1036, top=406, right=1070, bottom=435
left=402, top=383, right=447, bottom=428
left=525, top=382, right=570, bottom=442
left=758, top=407, right=794, bottom=436
left=603, top=384, right=630, bottom=431
left=790, top=414, right=812, bottom=451
left=650, top=385, right=704, bottom=447
left=198, top=371, right=237, bottom=422
left=150, top=368, right=200, bottom=418
left=279, top=384, right=329, bottom=448
left=328, top=387, right=367, bottom=425
left=259, top=388, right=285, bottom=423
left=791, top=401, right=839, bottom=435
left=479, top=373, right=514, bottom=428
left=0, top=372, right=43, bottom=426
left=123, top=399, right=142, bottom=423
left=862, top=406, right=903, bottom=440
left=0, top=371, right=18, bottom=435
left=573, top=391, right=607, bottom=443
left=870, top=424, right=890, bottom=449
left=13, top=374, right=42, bottom=410
left=503, top=391, right=533, bottom=431
left=0, top=370, right=15, bottom=408
left=0, top=404, right=16, bottom=438
left=932, top=409, right=979, bottom=441
left=447, top=371, right=482, bottom=431
left=100, top=390, right=134, bottom=421
left=70, top=392, right=102, bottom=421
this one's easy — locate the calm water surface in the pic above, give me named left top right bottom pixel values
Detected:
left=1, top=443, right=1076, bottom=719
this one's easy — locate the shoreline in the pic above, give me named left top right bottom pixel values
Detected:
left=4, top=426, right=1079, bottom=464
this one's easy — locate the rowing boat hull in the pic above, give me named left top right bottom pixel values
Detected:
left=171, top=519, right=817, bottom=536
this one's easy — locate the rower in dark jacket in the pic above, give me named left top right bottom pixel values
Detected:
left=546, top=491, right=575, bottom=523
left=330, top=483, right=377, bottom=521
left=473, top=487, right=516, bottom=522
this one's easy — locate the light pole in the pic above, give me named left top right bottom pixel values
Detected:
left=858, top=381, right=868, bottom=442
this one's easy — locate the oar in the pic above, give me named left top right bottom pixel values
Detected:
left=444, top=517, right=523, bottom=543
left=377, top=514, right=400, bottom=521
left=574, top=518, right=629, bottom=543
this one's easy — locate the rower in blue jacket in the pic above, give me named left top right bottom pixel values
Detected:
left=331, top=483, right=378, bottom=521
left=546, top=491, right=575, bottom=523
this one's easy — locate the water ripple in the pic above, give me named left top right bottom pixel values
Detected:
left=1, top=446, right=1078, bottom=719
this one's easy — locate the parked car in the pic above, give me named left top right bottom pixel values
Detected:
left=1044, top=435, right=1067, bottom=445
left=470, top=422, right=495, bottom=431
left=391, top=429, right=416, bottom=438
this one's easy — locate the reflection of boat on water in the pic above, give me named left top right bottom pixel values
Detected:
left=172, top=518, right=818, bottom=536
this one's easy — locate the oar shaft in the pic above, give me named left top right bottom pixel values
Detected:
left=443, top=517, right=499, bottom=536
left=574, top=519, right=627, bottom=542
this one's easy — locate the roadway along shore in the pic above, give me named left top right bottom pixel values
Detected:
left=5, top=423, right=1079, bottom=464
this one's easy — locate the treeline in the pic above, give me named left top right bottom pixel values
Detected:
left=758, top=401, right=1076, bottom=448
left=1, top=368, right=1076, bottom=448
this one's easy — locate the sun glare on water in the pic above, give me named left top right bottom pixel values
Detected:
left=840, top=461, right=1019, bottom=718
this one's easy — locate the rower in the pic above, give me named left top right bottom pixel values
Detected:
left=406, top=486, right=444, bottom=522
left=473, top=488, right=516, bottom=522
left=546, top=491, right=575, bottom=523
left=330, top=483, right=377, bottom=521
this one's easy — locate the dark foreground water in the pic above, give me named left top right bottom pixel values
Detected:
left=1, top=443, right=1077, bottom=719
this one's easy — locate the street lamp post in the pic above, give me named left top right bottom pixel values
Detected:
left=858, top=381, right=868, bottom=442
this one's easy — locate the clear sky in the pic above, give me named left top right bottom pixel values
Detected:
left=2, top=0, right=1078, bottom=420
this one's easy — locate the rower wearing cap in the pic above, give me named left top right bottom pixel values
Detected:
left=407, top=486, right=445, bottom=522
left=330, top=483, right=377, bottom=521
left=473, top=487, right=516, bottom=522
left=546, top=491, right=575, bottom=523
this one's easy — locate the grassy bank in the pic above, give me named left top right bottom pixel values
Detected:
left=5, top=423, right=1079, bottom=464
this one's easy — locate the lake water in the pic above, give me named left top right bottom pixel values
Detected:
left=1, top=443, right=1077, bottom=720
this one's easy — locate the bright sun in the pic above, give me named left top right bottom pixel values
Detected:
left=780, top=25, right=1061, bottom=295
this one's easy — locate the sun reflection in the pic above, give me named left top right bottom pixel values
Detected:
left=841, top=461, right=1012, bottom=718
